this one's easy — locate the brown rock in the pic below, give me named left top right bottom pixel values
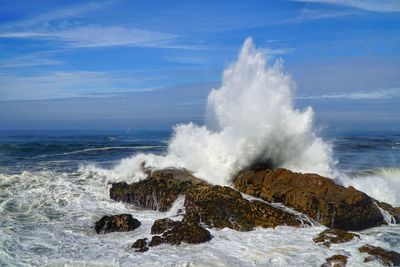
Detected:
left=359, top=245, right=400, bottom=266
left=151, top=218, right=180, bottom=234
left=183, top=184, right=304, bottom=231
left=110, top=168, right=204, bottom=211
left=321, top=255, right=348, bottom=267
left=234, top=168, right=385, bottom=230
left=132, top=238, right=149, bottom=252
left=95, top=214, right=141, bottom=234
left=313, top=229, right=359, bottom=247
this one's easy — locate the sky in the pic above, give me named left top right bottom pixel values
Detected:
left=0, top=0, right=399, bottom=131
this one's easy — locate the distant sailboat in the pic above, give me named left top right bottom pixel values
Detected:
left=126, top=126, right=131, bottom=134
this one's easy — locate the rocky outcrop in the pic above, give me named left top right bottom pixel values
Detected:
left=133, top=220, right=211, bottom=252
left=234, top=168, right=386, bottom=230
left=151, top=218, right=181, bottom=234
left=110, top=168, right=204, bottom=211
left=313, top=229, right=359, bottom=247
left=321, top=255, right=348, bottom=267
left=359, top=245, right=400, bottom=266
left=95, top=214, right=141, bottom=234
left=183, top=184, right=305, bottom=231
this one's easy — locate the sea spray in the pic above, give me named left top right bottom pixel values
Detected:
left=106, top=38, right=334, bottom=185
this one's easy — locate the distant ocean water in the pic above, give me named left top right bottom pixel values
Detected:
left=0, top=129, right=399, bottom=266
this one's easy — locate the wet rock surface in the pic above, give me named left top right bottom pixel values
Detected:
left=131, top=238, right=149, bottom=252
left=183, top=183, right=305, bottom=231
left=151, top=218, right=181, bottom=234
left=377, top=201, right=400, bottom=223
left=95, top=214, right=141, bottom=234
left=321, top=254, right=348, bottom=267
left=110, top=168, right=204, bottom=211
left=359, top=245, right=400, bottom=266
left=133, top=220, right=211, bottom=252
left=313, top=228, right=359, bottom=247
left=234, top=168, right=387, bottom=230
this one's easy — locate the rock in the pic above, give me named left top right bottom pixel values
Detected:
left=183, top=183, right=304, bottom=231
left=134, top=220, right=212, bottom=251
left=110, top=168, right=204, bottom=211
left=95, top=214, right=141, bottom=234
left=313, top=229, right=359, bottom=247
left=151, top=218, right=180, bottom=234
left=321, top=255, right=348, bottom=267
left=359, top=245, right=400, bottom=266
left=150, top=221, right=212, bottom=246
left=132, top=238, right=149, bottom=252
left=376, top=201, right=400, bottom=223
left=234, top=168, right=386, bottom=230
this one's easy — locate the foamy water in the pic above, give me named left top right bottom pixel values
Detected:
left=1, top=170, right=399, bottom=266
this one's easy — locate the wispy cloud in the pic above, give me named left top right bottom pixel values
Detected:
left=0, top=1, right=114, bottom=30
left=0, top=25, right=177, bottom=48
left=293, top=0, right=400, bottom=12
left=0, top=71, right=162, bottom=101
left=297, top=88, right=400, bottom=100
left=0, top=53, right=62, bottom=68
left=286, top=8, right=356, bottom=23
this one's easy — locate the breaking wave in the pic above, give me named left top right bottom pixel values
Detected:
left=340, top=167, right=400, bottom=206
left=100, top=38, right=334, bottom=185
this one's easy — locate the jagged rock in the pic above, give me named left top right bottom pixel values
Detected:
left=183, top=184, right=305, bottom=231
left=151, top=218, right=181, bottom=234
left=133, top=220, right=211, bottom=252
left=313, top=229, right=359, bottom=247
left=150, top=221, right=211, bottom=246
left=321, top=255, right=348, bottom=267
left=132, top=238, right=149, bottom=252
left=110, top=168, right=204, bottom=211
left=95, top=214, right=141, bottom=234
left=234, top=168, right=386, bottom=230
left=359, top=245, right=400, bottom=266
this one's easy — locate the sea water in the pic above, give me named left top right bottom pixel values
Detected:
left=0, top=130, right=399, bottom=266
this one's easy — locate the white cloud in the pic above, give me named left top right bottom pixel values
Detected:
left=0, top=53, right=62, bottom=68
left=0, top=25, right=177, bottom=48
left=297, top=88, right=400, bottom=100
left=293, top=0, right=400, bottom=12
left=286, top=8, right=356, bottom=23
left=0, top=71, right=162, bottom=101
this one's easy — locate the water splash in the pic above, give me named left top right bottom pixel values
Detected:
left=107, top=38, right=334, bottom=185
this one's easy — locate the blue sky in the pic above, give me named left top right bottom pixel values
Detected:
left=0, top=0, right=399, bottom=131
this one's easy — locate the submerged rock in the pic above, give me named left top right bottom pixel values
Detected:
left=183, top=184, right=305, bottom=231
left=313, top=229, right=359, bottom=247
left=321, top=254, right=348, bottom=267
left=110, top=168, right=204, bottom=211
left=95, top=214, right=141, bottom=234
left=359, top=245, right=400, bottom=266
left=234, top=168, right=386, bottom=230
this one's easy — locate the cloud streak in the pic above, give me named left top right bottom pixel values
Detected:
left=297, top=88, right=400, bottom=100
left=293, top=0, right=400, bottom=12
left=0, top=25, right=177, bottom=48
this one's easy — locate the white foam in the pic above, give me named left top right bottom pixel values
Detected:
left=99, top=38, right=333, bottom=185
left=339, top=168, right=400, bottom=207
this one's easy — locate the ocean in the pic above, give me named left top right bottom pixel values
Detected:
left=0, top=129, right=399, bottom=266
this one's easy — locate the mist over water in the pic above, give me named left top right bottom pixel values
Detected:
left=110, top=38, right=334, bottom=185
